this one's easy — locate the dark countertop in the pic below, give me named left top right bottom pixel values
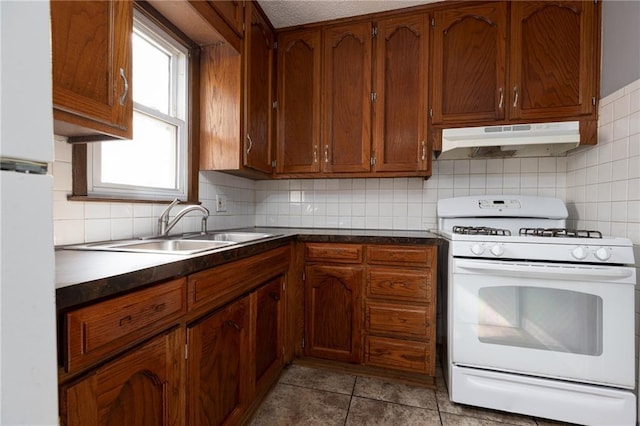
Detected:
left=56, top=227, right=441, bottom=311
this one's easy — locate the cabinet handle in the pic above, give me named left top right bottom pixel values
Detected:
left=513, top=86, right=519, bottom=108
left=421, top=141, right=426, bottom=161
left=119, top=315, right=132, bottom=326
left=119, top=68, right=129, bottom=106
left=324, top=145, right=329, bottom=163
left=269, top=292, right=280, bottom=301
left=498, top=87, right=504, bottom=109
left=225, top=320, right=241, bottom=330
left=153, top=303, right=166, bottom=313
left=313, top=145, right=318, bottom=163
left=246, top=134, right=253, bottom=154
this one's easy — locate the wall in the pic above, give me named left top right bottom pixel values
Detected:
left=254, top=157, right=567, bottom=231
left=52, top=136, right=256, bottom=246
left=600, top=1, right=640, bottom=97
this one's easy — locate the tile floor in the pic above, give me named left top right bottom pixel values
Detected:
left=250, top=362, right=575, bottom=426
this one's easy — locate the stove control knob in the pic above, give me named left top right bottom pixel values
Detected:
left=571, top=246, right=588, bottom=260
left=490, top=244, right=504, bottom=257
left=471, top=244, right=485, bottom=255
left=595, top=247, right=611, bottom=261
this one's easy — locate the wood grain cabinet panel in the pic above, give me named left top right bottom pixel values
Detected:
left=322, top=22, right=373, bottom=173
left=431, top=2, right=508, bottom=125
left=367, top=268, right=430, bottom=302
left=60, top=327, right=184, bottom=426
left=276, top=29, right=322, bottom=174
left=365, top=335, right=432, bottom=374
left=253, top=276, right=284, bottom=395
left=187, top=296, right=251, bottom=426
left=305, top=243, right=363, bottom=263
left=509, top=1, right=598, bottom=120
left=373, top=14, right=430, bottom=173
left=244, top=3, right=275, bottom=174
left=431, top=1, right=598, bottom=127
left=51, top=0, right=133, bottom=140
left=208, top=0, right=244, bottom=36
left=64, top=278, right=187, bottom=373
left=367, top=245, right=433, bottom=266
left=366, top=302, right=430, bottom=339
left=304, top=264, right=363, bottom=363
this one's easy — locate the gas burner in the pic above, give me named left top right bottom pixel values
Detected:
left=452, top=226, right=512, bottom=236
left=519, top=228, right=603, bottom=238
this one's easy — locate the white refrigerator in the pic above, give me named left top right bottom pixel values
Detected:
left=0, top=1, right=59, bottom=424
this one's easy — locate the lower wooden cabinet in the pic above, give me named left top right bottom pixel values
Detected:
left=59, top=245, right=291, bottom=426
left=187, top=295, right=251, bottom=426
left=60, top=327, right=184, bottom=426
left=302, top=242, right=438, bottom=379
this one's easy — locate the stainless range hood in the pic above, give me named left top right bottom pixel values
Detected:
left=437, top=121, right=580, bottom=160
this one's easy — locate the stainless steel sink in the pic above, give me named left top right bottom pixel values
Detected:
left=66, top=239, right=236, bottom=255
left=184, top=232, right=279, bottom=243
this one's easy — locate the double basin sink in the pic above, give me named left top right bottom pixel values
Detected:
left=67, top=232, right=280, bottom=255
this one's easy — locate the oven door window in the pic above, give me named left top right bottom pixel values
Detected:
left=477, top=287, right=602, bottom=356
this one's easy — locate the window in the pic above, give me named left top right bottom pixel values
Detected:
left=87, top=10, right=189, bottom=200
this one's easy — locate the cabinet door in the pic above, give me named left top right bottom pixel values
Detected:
left=509, top=1, right=597, bottom=120
left=276, top=30, right=322, bottom=174
left=187, top=297, right=250, bottom=426
left=244, top=4, right=274, bottom=174
left=431, top=2, right=508, bottom=125
left=305, top=264, right=363, bottom=363
left=322, top=22, right=372, bottom=173
left=60, top=328, right=184, bottom=426
left=208, top=0, right=244, bottom=36
left=254, top=276, right=283, bottom=393
left=51, top=0, right=133, bottom=139
left=373, top=15, right=430, bottom=172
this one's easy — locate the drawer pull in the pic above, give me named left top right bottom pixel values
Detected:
left=225, top=320, right=241, bottom=330
left=269, top=292, right=280, bottom=301
left=153, top=303, right=166, bottom=313
left=119, top=315, right=132, bottom=326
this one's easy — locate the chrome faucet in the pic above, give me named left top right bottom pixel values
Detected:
left=157, top=198, right=209, bottom=237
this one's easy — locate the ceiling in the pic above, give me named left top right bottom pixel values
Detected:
left=258, top=0, right=440, bottom=29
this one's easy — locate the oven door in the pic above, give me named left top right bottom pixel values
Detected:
left=451, top=258, right=636, bottom=388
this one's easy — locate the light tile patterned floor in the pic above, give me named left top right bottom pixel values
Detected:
left=250, top=363, right=577, bottom=426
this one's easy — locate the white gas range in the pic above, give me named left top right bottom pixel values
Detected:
left=437, top=195, right=636, bottom=425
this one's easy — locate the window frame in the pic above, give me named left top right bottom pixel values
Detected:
left=70, top=2, right=200, bottom=204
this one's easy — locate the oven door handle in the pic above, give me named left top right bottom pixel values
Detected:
left=456, top=259, right=635, bottom=282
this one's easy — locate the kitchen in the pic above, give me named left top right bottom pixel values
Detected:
left=1, top=0, right=639, bottom=425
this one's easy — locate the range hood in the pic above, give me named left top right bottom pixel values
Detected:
left=437, top=121, right=580, bottom=160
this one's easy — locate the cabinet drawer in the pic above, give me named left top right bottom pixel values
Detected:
left=367, top=245, right=434, bottom=266
left=366, top=302, right=430, bottom=339
left=365, top=336, right=432, bottom=374
left=305, top=243, right=363, bottom=263
left=368, top=268, right=431, bottom=302
left=65, top=278, right=187, bottom=373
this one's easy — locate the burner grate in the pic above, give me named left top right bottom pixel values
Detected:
left=519, top=228, right=603, bottom=238
left=452, top=226, right=511, bottom=236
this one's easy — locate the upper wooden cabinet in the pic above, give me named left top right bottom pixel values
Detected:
left=244, top=3, right=275, bottom=174
left=51, top=0, right=133, bottom=141
left=431, top=1, right=598, bottom=126
left=322, top=22, right=373, bottom=173
left=209, top=0, right=244, bottom=36
left=431, top=2, right=507, bottom=125
left=373, top=14, right=430, bottom=173
left=276, top=16, right=431, bottom=178
left=276, top=29, right=322, bottom=174
left=509, top=1, right=598, bottom=121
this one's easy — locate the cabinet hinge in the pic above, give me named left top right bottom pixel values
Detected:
left=273, top=100, right=278, bottom=109
left=282, top=280, right=286, bottom=292
left=592, top=97, right=596, bottom=106
left=429, top=108, right=433, bottom=118
left=274, top=41, right=278, bottom=49
left=372, top=26, right=378, bottom=37
left=302, top=271, right=306, bottom=281
left=271, top=160, right=276, bottom=168
left=431, top=18, right=435, bottom=28
left=301, top=338, right=305, bottom=348
left=243, top=22, right=246, bottom=31
left=370, top=156, right=376, bottom=166
left=371, top=92, right=377, bottom=102
left=185, top=343, right=188, bottom=360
